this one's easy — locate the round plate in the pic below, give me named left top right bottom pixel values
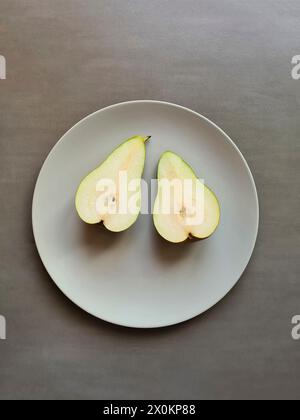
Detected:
left=32, top=101, right=259, bottom=328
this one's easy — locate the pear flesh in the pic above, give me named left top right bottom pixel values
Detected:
left=153, top=152, right=220, bottom=243
left=75, top=136, right=149, bottom=232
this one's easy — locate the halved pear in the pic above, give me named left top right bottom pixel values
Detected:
left=75, top=136, right=149, bottom=232
left=153, top=151, right=220, bottom=243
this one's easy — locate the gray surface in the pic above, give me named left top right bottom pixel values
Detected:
left=0, top=0, right=299, bottom=400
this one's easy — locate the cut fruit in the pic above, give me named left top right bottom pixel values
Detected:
left=153, top=151, right=220, bottom=243
left=75, top=136, right=149, bottom=232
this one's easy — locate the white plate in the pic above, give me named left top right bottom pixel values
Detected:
left=32, top=101, right=259, bottom=328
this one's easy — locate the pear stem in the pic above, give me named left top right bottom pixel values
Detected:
left=144, top=136, right=152, bottom=143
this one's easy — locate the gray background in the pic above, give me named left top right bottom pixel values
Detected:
left=0, top=0, right=299, bottom=400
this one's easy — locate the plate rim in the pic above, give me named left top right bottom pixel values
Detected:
left=32, top=100, right=260, bottom=329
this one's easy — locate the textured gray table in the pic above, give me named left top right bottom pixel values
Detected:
left=0, top=0, right=299, bottom=400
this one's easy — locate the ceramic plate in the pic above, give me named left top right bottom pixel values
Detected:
left=32, top=101, right=259, bottom=328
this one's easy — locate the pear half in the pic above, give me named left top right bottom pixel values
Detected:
left=75, top=136, right=149, bottom=232
left=153, top=152, right=220, bottom=243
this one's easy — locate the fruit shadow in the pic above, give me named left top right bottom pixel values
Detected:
left=150, top=224, right=195, bottom=265
left=79, top=221, right=124, bottom=254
